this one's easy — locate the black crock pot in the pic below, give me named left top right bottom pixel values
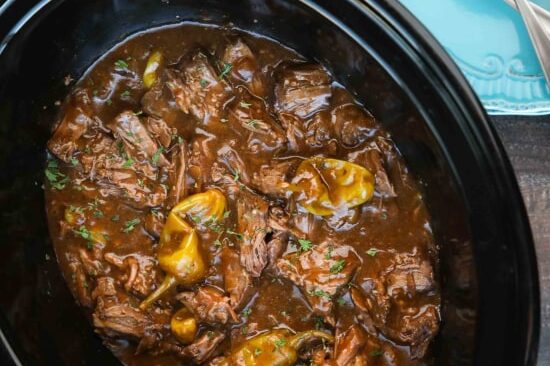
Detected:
left=0, top=0, right=540, bottom=365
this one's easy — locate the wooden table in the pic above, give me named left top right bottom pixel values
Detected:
left=492, top=116, right=550, bottom=364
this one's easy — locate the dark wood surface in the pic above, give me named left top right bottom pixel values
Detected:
left=492, top=116, right=550, bottom=365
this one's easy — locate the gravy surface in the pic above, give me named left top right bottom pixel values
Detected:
left=45, top=24, right=440, bottom=366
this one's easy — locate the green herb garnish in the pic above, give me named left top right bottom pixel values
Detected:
left=218, top=62, right=232, bottom=79
left=273, top=338, right=287, bottom=352
left=330, top=259, right=346, bottom=274
left=122, top=157, right=134, bottom=168
left=298, top=239, right=313, bottom=252
left=151, top=147, right=164, bottom=166
left=366, top=248, right=378, bottom=257
left=114, top=59, right=129, bottom=69
left=73, top=225, right=91, bottom=240
left=122, top=218, right=140, bottom=233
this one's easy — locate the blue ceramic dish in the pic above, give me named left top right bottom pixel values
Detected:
left=401, top=0, right=550, bottom=115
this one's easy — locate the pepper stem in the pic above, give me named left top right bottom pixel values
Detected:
left=139, top=275, right=177, bottom=310
left=289, top=330, right=335, bottom=350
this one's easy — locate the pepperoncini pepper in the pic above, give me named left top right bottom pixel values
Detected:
left=289, top=157, right=374, bottom=216
left=217, top=329, right=334, bottom=366
left=140, top=189, right=226, bottom=309
left=143, top=50, right=163, bottom=89
left=171, top=307, right=197, bottom=344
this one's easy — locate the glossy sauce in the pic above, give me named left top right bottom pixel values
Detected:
left=45, top=24, right=440, bottom=366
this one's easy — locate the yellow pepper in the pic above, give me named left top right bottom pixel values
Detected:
left=217, top=329, right=334, bottom=366
left=289, top=157, right=374, bottom=216
left=143, top=50, right=163, bottom=89
left=171, top=307, right=197, bottom=344
left=140, top=189, right=226, bottom=309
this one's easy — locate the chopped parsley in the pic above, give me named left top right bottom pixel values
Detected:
left=69, top=205, right=85, bottom=215
left=45, top=160, right=68, bottom=190
left=199, top=79, right=209, bottom=88
left=69, top=157, right=79, bottom=167
left=369, top=349, right=383, bottom=357
left=106, top=99, right=113, bottom=106
left=254, top=348, right=262, bottom=357
left=337, top=297, right=346, bottom=306
left=273, top=338, right=287, bottom=352
left=218, top=62, right=232, bottom=79
left=232, top=169, right=240, bottom=182
left=324, top=245, right=334, bottom=259
left=310, top=289, right=331, bottom=299
left=122, top=157, right=134, bottom=168
left=151, top=147, right=164, bottom=166
left=73, top=225, right=91, bottom=240
left=226, top=229, right=243, bottom=240
left=246, top=119, right=259, bottom=128
left=298, top=239, right=313, bottom=252
left=241, top=308, right=252, bottom=317
left=120, top=90, right=131, bottom=97
left=241, top=325, right=248, bottom=335
left=114, top=59, right=129, bottom=69
left=240, top=101, right=252, bottom=108
left=313, top=316, right=325, bottom=330
left=111, top=215, right=120, bottom=222
left=366, top=248, right=378, bottom=257
left=213, top=239, right=222, bottom=247
left=330, top=259, right=346, bottom=274
left=122, top=218, right=140, bottom=233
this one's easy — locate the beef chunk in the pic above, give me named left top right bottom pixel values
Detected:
left=304, top=110, right=337, bottom=148
left=267, top=206, right=290, bottom=232
left=350, top=282, right=390, bottom=334
left=145, top=116, right=174, bottom=148
left=76, top=130, right=167, bottom=208
left=251, top=160, right=294, bottom=196
left=385, top=305, right=439, bottom=359
left=48, top=109, right=93, bottom=162
left=334, top=325, right=367, bottom=366
left=348, top=147, right=396, bottom=198
left=47, top=89, right=94, bottom=162
left=92, top=277, right=117, bottom=299
left=332, top=104, right=377, bottom=148
left=216, top=144, right=251, bottom=186
left=96, top=168, right=167, bottom=208
left=266, top=231, right=288, bottom=271
left=236, top=190, right=270, bottom=277
left=384, top=252, right=435, bottom=298
left=167, top=141, right=188, bottom=207
left=144, top=210, right=164, bottom=239
left=104, top=253, right=158, bottom=297
left=180, top=330, right=225, bottom=363
left=222, top=39, right=266, bottom=97
left=166, top=52, right=233, bottom=123
left=78, top=248, right=105, bottom=277
left=277, top=242, right=360, bottom=325
left=108, top=111, right=169, bottom=167
left=275, top=64, right=332, bottom=118
left=228, top=94, right=287, bottom=153
left=93, top=297, right=151, bottom=339
left=141, top=72, right=184, bottom=124
left=68, top=255, right=92, bottom=308
left=177, top=286, right=238, bottom=324
left=221, top=246, right=255, bottom=311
